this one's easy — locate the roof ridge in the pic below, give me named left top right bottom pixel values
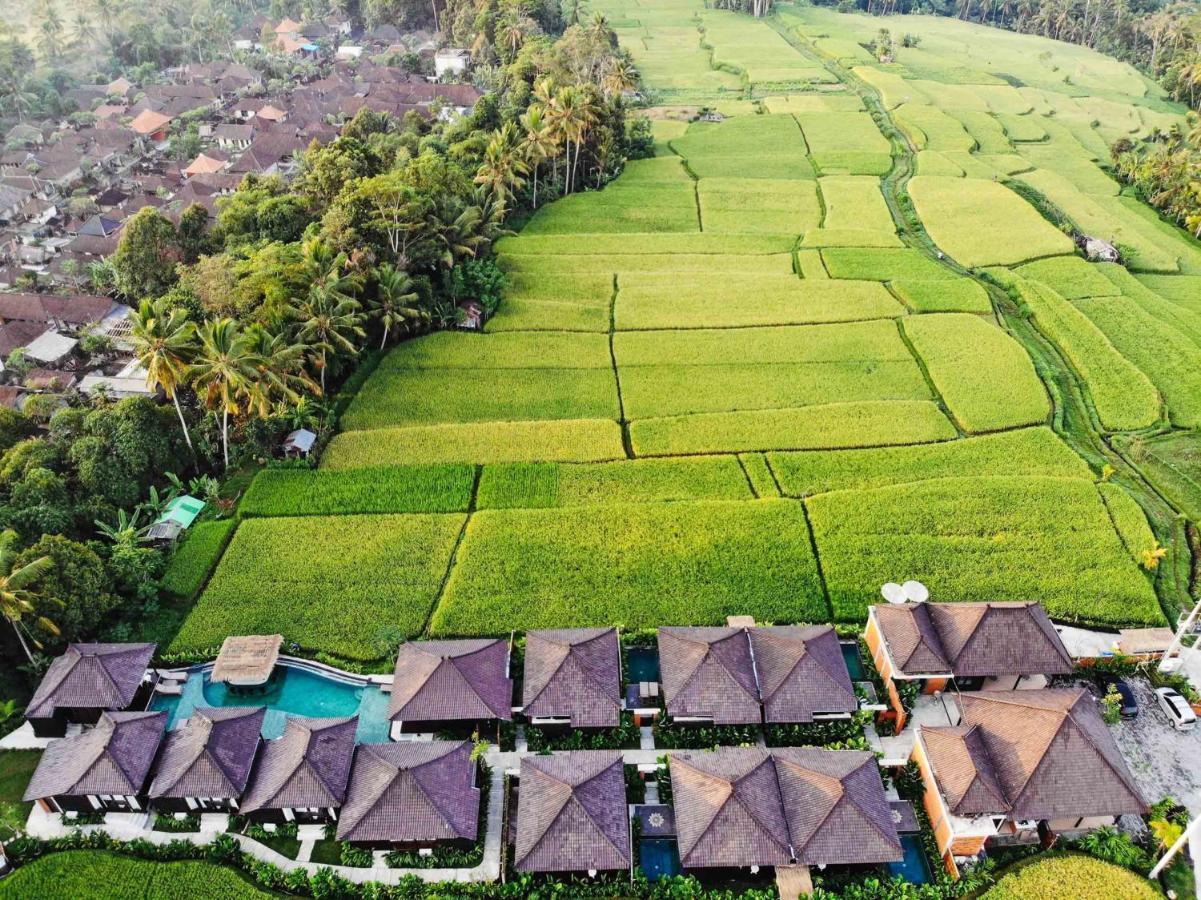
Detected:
left=732, top=756, right=793, bottom=859
left=447, top=654, right=502, bottom=717
left=680, top=640, right=757, bottom=707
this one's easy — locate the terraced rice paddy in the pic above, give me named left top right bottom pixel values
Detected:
left=173, top=0, right=1197, bottom=660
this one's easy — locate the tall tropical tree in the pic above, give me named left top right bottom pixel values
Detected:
left=189, top=318, right=264, bottom=469
left=291, top=289, right=364, bottom=393
left=370, top=265, right=425, bottom=349
left=475, top=122, right=529, bottom=203
left=0, top=530, right=58, bottom=664
left=519, top=105, right=556, bottom=208
left=128, top=298, right=197, bottom=454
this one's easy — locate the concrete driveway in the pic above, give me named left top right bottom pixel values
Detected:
left=1107, top=677, right=1201, bottom=813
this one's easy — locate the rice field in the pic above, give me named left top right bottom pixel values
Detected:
left=175, top=0, right=1180, bottom=657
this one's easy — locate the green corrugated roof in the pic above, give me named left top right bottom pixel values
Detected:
left=154, top=494, right=205, bottom=529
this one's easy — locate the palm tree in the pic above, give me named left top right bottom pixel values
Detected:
left=291, top=289, right=364, bottom=394
left=243, top=324, right=314, bottom=414
left=520, top=106, right=556, bottom=208
left=72, top=13, right=97, bottom=47
left=300, top=237, right=360, bottom=303
left=189, top=318, right=264, bottom=469
left=0, top=530, right=59, bottom=664
left=475, top=123, right=529, bottom=203
left=370, top=264, right=425, bottom=349
left=128, top=298, right=198, bottom=454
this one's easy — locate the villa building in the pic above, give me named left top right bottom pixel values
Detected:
left=239, top=716, right=357, bottom=825
left=148, top=707, right=266, bottom=814
left=23, top=711, right=167, bottom=816
left=26, top=642, right=158, bottom=737
left=387, top=638, right=513, bottom=739
left=912, top=688, right=1146, bottom=877
left=864, top=601, right=1074, bottom=731
left=521, top=627, right=622, bottom=730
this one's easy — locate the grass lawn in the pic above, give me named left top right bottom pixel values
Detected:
left=0, top=750, right=39, bottom=840
left=982, top=852, right=1161, bottom=899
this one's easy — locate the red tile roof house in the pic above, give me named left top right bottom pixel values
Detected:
left=387, top=638, right=513, bottom=740
left=669, top=747, right=902, bottom=879
left=514, top=750, right=631, bottom=875
left=336, top=740, right=480, bottom=852
left=23, top=710, right=167, bottom=817
left=521, top=627, right=622, bottom=732
left=912, top=688, right=1146, bottom=879
left=238, top=716, right=357, bottom=826
left=25, top=643, right=158, bottom=737
left=863, top=601, right=1074, bottom=733
left=148, top=706, right=266, bottom=814
left=657, top=625, right=857, bottom=727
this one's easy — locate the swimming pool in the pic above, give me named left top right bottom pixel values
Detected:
left=639, top=839, right=681, bottom=881
left=150, top=661, right=391, bottom=743
left=887, top=833, right=932, bottom=884
left=840, top=642, right=865, bottom=681
left=626, top=647, right=660, bottom=683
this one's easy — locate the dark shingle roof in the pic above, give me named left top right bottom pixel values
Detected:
left=23, top=711, right=166, bottom=801
left=515, top=751, right=629, bottom=873
left=239, top=716, right=357, bottom=813
left=873, top=602, right=1073, bottom=678
left=928, top=689, right=1146, bottom=821
left=27, top=643, right=156, bottom=719
left=148, top=707, right=265, bottom=800
left=658, top=627, right=759, bottom=725
left=522, top=628, right=621, bottom=728
left=336, top=741, right=478, bottom=843
left=920, top=724, right=1008, bottom=816
left=670, top=747, right=901, bottom=869
left=751, top=626, right=857, bottom=724
left=389, top=639, right=512, bottom=723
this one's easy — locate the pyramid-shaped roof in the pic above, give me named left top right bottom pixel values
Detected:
left=336, top=741, right=479, bottom=843
left=515, top=751, right=630, bottom=872
left=522, top=628, right=621, bottom=728
left=388, top=639, right=512, bottom=723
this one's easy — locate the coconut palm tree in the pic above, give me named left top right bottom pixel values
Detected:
left=243, top=324, right=314, bottom=414
left=475, top=122, right=529, bottom=203
left=0, top=530, right=59, bottom=664
left=520, top=106, right=556, bottom=208
left=129, top=298, right=198, bottom=454
left=189, top=318, right=264, bottom=469
left=291, top=289, right=364, bottom=394
left=370, top=264, right=425, bottom=349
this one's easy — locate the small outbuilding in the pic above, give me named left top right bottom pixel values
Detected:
left=282, top=428, right=316, bottom=457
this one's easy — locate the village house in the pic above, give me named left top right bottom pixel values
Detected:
left=434, top=48, right=471, bottom=79
left=912, top=688, right=1147, bottom=877
left=148, top=706, right=266, bottom=814
left=388, top=638, right=513, bottom=739
left=239, top=715, right=357, bottom=825
left=514, top=750, right=630, bottom=874
left=336, top=740, right=480, bottom=850
left=864, top=600, right=1075, bottom=731
left=25, top=643, right=158, bottom=738
left=22, top=711, right=167, bottom=816
left=521, top=627, right=622, bottom=731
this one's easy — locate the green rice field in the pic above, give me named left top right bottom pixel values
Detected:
left=170, top=0, right=1197, bottom=661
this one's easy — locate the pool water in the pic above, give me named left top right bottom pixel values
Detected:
left=640, top=839, right=681, bottom=881
left=840, top=642, right=865, bottom=681
left=150, top=663, right=391, bottom=743
left=626, top=647, right=660, bottom=683
left=887, top=833, right=932, bottom=884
